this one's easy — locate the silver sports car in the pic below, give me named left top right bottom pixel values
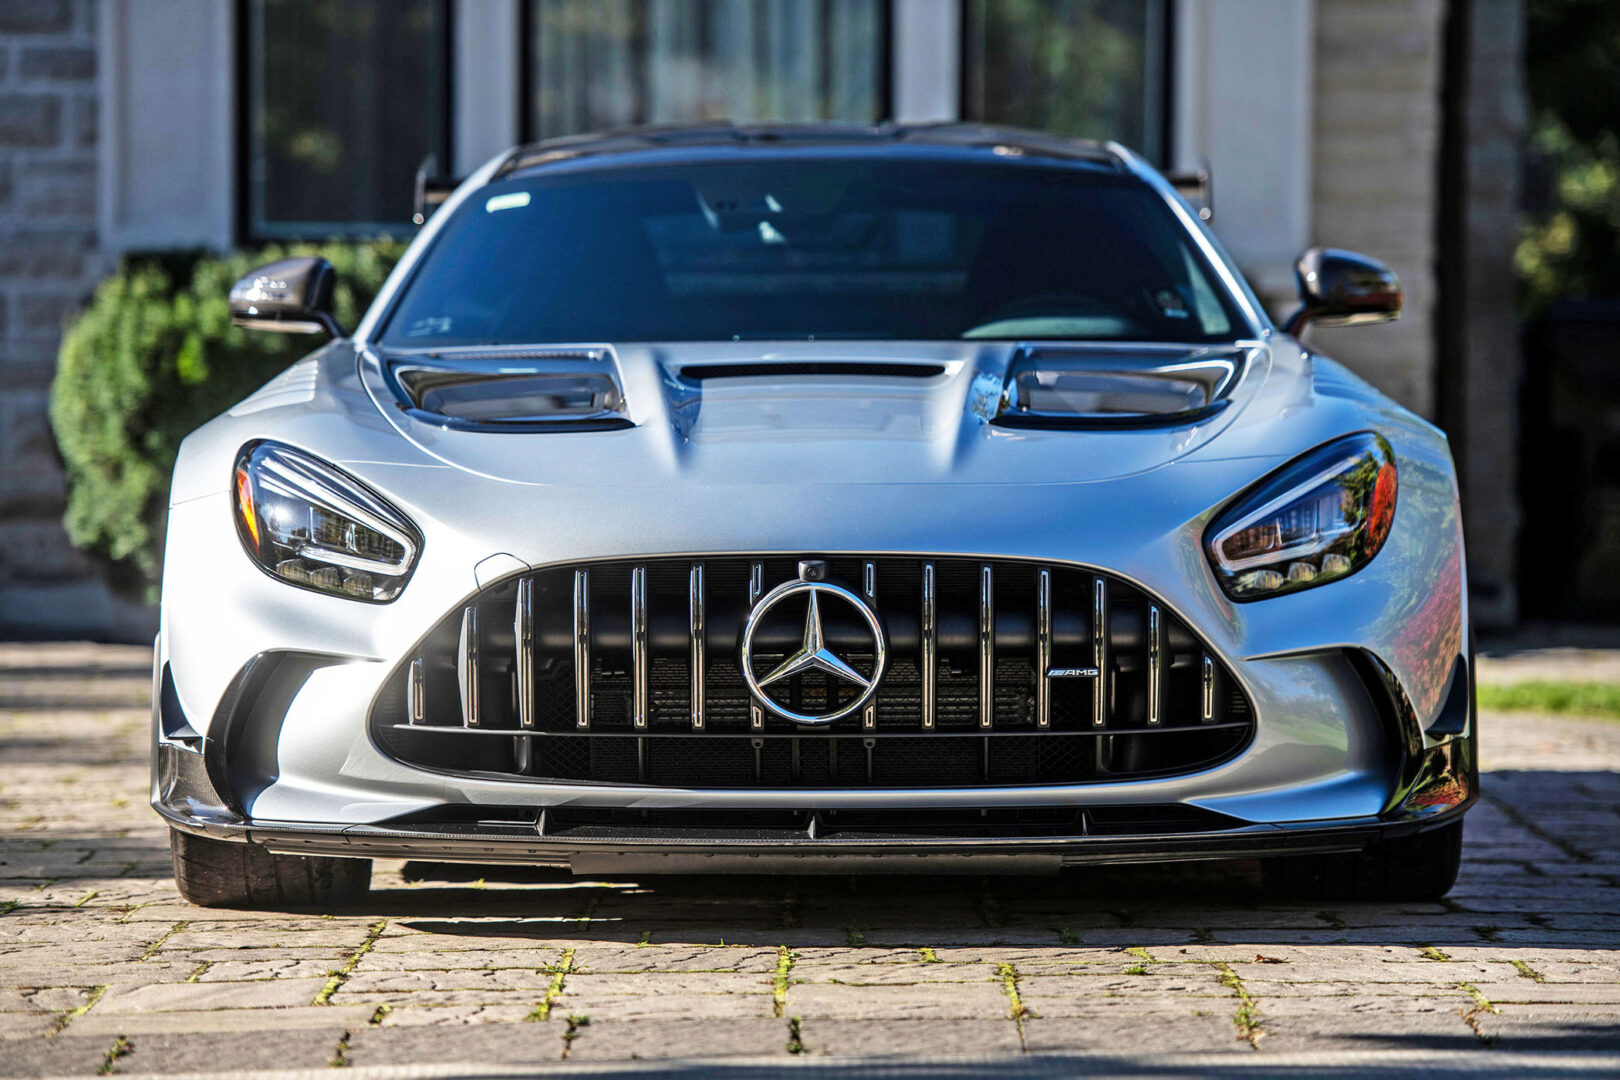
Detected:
left=152, top=124, right=1474, bottom=909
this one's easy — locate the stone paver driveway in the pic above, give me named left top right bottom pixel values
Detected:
left=1, top=642, right=1618, bottom=1078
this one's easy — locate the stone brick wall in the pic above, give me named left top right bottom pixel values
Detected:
left=0, top=0, right=127, bottom=636
left=1308, top=0, right=1447, bottom=419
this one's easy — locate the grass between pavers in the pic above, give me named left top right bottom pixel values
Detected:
left=1478, top=680, right=1620, bottom=719
left=1214, top=963, right=1262, bottom=1049
left=996, top=962, right=1033, bottom=1052
left=526, top=947, right=577, bottom=1022
left=1457, top=982, right=1501, bottom=1047
left=50, top=985, right=108, bottom=1036
left=313, top=920, right=388, bottom=1005
left=97, top=1035, right=132, bottom=1075
left=772, top=946, right=797, bottom=1018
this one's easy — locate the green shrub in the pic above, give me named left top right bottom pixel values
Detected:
left=49, top=241, right=405, bottom=603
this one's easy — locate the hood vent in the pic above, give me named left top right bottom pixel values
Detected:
left=675, top=361, right=947, bottom=381
left=381, top=349, right=632, bottom=433
left=990, top=345, right=1247, bottom=429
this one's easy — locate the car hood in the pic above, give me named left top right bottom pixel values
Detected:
left=353, top=340, right=1281, bottom=489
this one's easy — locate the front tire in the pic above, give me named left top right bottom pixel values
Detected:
left=169, top=828, right=371, bottom=909
left=1262, top=820, right=1463, bottom=902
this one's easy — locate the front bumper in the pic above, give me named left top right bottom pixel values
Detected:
left=153, top=698, right=1476, bottom=873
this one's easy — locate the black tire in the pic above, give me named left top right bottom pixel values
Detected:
left=170, top=828, right=371, bottom=909
left=1261, top=820, right=1463, bottom=902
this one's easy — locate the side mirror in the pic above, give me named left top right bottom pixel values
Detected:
left=1283, top=247, right=1402, bottom=337
left=228, top=256, right=346, bottom=337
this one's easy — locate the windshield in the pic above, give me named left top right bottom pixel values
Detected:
left=378, top=157, right=1247, bottom=347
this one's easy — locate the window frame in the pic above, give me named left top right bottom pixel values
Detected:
left=234, top=0, right=456, bottom=244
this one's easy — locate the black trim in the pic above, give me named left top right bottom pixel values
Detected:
left=992, top=400, right=1228, bottom=432
left=677, top=361, right=946, bottom=381
left=157, top=799, right=1471, bottom=868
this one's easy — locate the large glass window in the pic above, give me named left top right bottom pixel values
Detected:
left=379, top=156, right=1242, bottom=347
left=526, top=0, right=887, bottom=141
left=245, top=0, right=450, bottom=239
left=962, top=0, right=1168, bottom=163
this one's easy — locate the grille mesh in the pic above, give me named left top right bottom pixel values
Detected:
left=373, top=556, right=1253, bottom=788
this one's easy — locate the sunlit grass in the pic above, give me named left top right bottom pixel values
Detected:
left=1477, top=681, right=1620, bottom=720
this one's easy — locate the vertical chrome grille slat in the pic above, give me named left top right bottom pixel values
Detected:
left=1202, top=652, right=1216, bottom=722
left=749, top=561, right=765, bottom=732
left=979, top=564, right=994, bottom=730
left=514, top=578, right=535, bottom=729
left=457, top=605, right=480, bottom=728
left=408, top=658, right=425, bottom=724
left=689, top=563, right=705, bottom=731
left=1093, top=576, right=1109, bottom=727
left=862, top=561, right=877, bottom=731
left=631, top=565, right=649, bottom=730
left=384, top=558, right=1260, bottom=788
left=921, top=562, right=936, bottom=730
left=572, top=569, right=591, bottom=730
left=1035, top=568, right=1052, bottom=729
left=1147, top=604, right=1163, bottom=726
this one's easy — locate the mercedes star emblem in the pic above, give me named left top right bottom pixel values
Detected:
left=740, top=571, right=887, bottom=726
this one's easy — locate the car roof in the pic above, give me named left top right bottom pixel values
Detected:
left=492, top=122, right=1128, bottom=182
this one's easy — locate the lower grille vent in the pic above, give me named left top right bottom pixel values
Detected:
left=372, top=556, right=1254, bottom=788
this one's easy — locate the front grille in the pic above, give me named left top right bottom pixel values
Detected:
left=371, top=557, right=1254, bottom=788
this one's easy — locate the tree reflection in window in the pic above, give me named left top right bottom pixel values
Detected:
left=527, top=0, right=886, bottom=141
left=247, top=0, right=448, bottom=239
left=963, top=0, right=1168, bottom=163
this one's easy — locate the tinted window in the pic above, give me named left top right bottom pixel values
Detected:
left=380, top=158, right=1244, bottom=346
left=246, top=0, right=449, bottom=239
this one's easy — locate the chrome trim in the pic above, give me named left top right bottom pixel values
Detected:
left=1093, top=577, right=1109, bottom=727
left=408, top=658, right=425, bottom=724
left=573, top=569, right=591, bottom=730
left=1035, top=568, right=1052, bottom=729
left=921, top=562, right=936, bottom=731
left=689, top=563, right=705, bottom=731
left=1202, top=653, right=1215, bottom=723
left=979, top=564, right=994, bottom=730
left=1147, top=604, right=1162, bottom=726
left=862, top=561, right=877, bottom=731
left=740, top=578, right=887, bottom=727
left=457, top=605, right=480, bottom=728
left=749, top=561, right=765, bottom=731
left=631, top=565, right=649, bottom=730
left=514, top=578, right=535, bottom=729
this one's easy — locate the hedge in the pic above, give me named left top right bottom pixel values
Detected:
left=48, top=241, right=405, bottom=603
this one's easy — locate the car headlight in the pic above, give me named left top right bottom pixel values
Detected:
left=232, top=441, right=422, bottom=602
left=1205, top=432, right=1397, bottom=600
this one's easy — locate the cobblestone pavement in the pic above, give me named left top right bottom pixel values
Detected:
left=1, top=643, right=1618, bottom=1077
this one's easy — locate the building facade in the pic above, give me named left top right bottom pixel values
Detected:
left=0, top=0, right=1524, bottom=636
